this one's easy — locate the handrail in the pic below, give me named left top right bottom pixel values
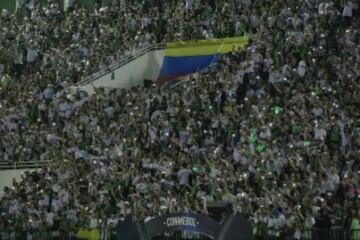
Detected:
left=78, top=43, right=165, bottom=86
left=0, top=161, right=50, bottom=170
left=55, top=43, right=165, bottom=99
left=0, top=227, right=358, bottom=240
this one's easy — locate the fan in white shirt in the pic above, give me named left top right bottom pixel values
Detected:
left=297, top=60, right=307, bottom=78
left=64, top=0, right=75, bottom=11
left=51, top=197, right=62, bottom=212
left=45, top=210, right=55, bottom=227
left=185, top=0, right=193, bottom=10
left=233, top=147, right=249, bottom=166
left=343, top=1, right=353, bottom=17
left=177, top=167, right=192, bottom=185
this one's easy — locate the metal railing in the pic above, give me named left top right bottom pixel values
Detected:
left=55, top=43, right=166, bottom=99
left=0, top=228, right=358, bottom=240
left=254, top=228, right=360, bottom=240
left=0, top=231, right=72, bottom=240
left=0, top=160, right=50, bottom=170
left=74, top=43, right=166, bottom=87
left=0, top=228, right=115, bottom=240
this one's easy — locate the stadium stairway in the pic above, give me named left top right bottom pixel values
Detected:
left=57, top=43, right=166, bottom=97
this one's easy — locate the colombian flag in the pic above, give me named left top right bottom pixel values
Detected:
left=157, top=36, right=249, bottom=83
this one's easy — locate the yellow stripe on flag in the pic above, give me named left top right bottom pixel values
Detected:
left=165, top=36, right=249, bottom=57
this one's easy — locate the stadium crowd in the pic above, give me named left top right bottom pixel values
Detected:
left=0, top=0, right=360, bottom=239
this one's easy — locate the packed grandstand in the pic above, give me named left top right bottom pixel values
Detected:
left=0, top=0, right=359, bottom=239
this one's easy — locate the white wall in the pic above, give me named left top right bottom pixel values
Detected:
left=0, top=169, right=37, bottom=197
left=76, top=49, right=165, bottom=94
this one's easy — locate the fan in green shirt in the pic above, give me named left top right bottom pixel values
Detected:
left=352, top=212, right=360, bottom=240
left=291, top=124, right=301, bottom=135
left=256, top=144, right=266, bottom=153
left=0, top=74, right=12, bottom=88
left=272, top=106, right=283, bottom=116
left=249, top=128, right=258, bottom=143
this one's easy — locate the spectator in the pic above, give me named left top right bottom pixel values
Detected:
left=0, top=0, right=359, bottom=239
left=352, top=209, right=360, bottom=240
left=315, top=209, right=332, bottom=240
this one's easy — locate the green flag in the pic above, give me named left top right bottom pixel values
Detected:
left=249, top=133, right=257, bottom=143
left=256, top=144, right=266, bottom=153
left=0, top=74, right=12, bottom=87
left=272, top=106, right=283, bottom=115
left=192, top=166, right=200, bottom=173
left=304, top=141, right=311, bottom=147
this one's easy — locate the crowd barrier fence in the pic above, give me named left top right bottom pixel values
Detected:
left=0, top=228, right=359, bottom=240
left=0, top=161, right=50, bottom=170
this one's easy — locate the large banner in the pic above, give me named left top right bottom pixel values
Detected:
left=116, top=213, right=252, bottom=240
left=145, top=213, right=221, bottom=239
left=157, top=36, right=249, bottom=83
